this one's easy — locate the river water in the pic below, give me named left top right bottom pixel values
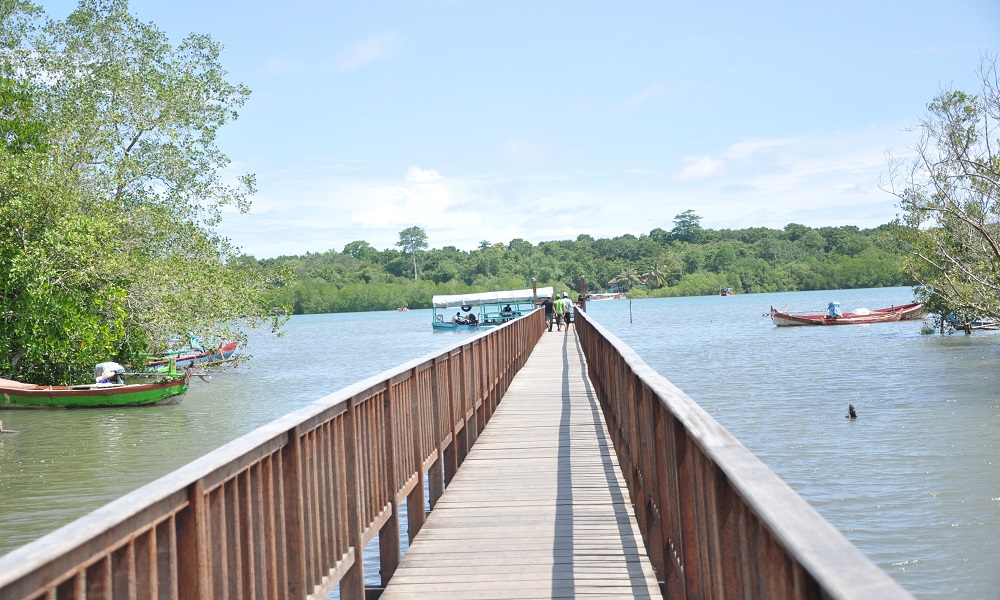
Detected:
left=1, top=287, right=997, bottom=598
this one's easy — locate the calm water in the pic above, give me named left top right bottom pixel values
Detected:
left=1, top=288, right=997, bottom=598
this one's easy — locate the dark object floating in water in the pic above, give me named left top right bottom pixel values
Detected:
left=846, top=404, right=857, bottom=419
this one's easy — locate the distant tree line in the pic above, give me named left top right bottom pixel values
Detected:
left=261, top=215, right=913, bottom=315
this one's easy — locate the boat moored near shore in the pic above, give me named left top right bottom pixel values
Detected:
left=770, top=301, right=924, bottom=327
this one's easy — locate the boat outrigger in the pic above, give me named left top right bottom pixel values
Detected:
left=143, top=340, right=238, bottom=372
left=432, top=287, right=552, bottom=331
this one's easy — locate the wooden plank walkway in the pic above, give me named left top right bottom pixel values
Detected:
left=380, top=327, right=661, bottom=599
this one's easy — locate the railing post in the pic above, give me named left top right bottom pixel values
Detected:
left=340, top=400, right=365, bottom=600
left=444, top=352, right=460, bottom=486
left=637, top=383, right=664, bottom=578
left=281, top=427, right=308, bottom=599
left=407, top=367, right=427, bottom=541
left=455, top=347, right=471, bottom=468
left=379, top=390, right=400, bottom=586
left=429, top=357, right=446, bottom=506
left=177, top=481, right=209, bottom=600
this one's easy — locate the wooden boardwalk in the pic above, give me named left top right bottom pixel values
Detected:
left=381, top=327, right=661, bottom=599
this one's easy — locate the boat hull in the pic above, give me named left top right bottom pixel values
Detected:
left=770, top=303, right=924, bottom=327
left=0, top=372, right=192, bottom=409
left=432, top=322, right=481, bottom=331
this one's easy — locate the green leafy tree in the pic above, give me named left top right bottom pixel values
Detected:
left=343, top=240, right=377, bottom=262
left=671, top=210, right=703, bottom=243
left=886, top=55, right=1000, bottom=322
left=0, top=0, right=287, bottom=383
left=396, top=226, right=428, bottom=280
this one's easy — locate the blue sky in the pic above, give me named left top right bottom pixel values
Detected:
left=39, top=1, right=1000, bottom=258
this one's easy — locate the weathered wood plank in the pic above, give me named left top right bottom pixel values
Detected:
left=381, top=329, right=661, bottom=599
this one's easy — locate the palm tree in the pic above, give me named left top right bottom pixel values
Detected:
left=617, top=268, right=642, bottom=292
left=644, top=263, right=669, bottom=289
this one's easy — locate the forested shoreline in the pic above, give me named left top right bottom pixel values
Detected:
left=261, top=214, right=913, bottom=315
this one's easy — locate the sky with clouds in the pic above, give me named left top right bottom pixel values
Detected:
left=38, top=0, right=1000, bottom=257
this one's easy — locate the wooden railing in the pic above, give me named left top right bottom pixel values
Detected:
left=0, top=310, right=544, bottom=600
left=573, top=309, right=914, bottom=599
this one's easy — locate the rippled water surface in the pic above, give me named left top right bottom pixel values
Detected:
left=2, top=288, right=997, bottom=598
left=587, top=287, right=1000, bottom=600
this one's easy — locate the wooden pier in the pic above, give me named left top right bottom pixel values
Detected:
left=380, top=329, right=660, bottom=599
left=0, top=307, right=915, bottom=600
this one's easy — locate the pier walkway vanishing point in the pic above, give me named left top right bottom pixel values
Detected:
left=0, top=307, right=915, bottom=600
left=380, top=328, right=660, bottom=599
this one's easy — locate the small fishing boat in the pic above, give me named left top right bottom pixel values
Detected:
left=719, top=287, right=735, bottom=296
left=0, top=369, right=193, bottom=409
left=144, top=341, right=238, bottom=372
left=432, top=287, right=552, bottom=331
left=770, top=302, right=924, bottom=327
left=588, top=292, right=625, bottom=301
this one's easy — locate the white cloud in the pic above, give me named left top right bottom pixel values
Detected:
left=617, top=84, right=667, bottom=113
left=676, top=156, right=723, bottom=180
left=218, top=126, right=922, bottom=258
left=499, top=137, right=549, bottom=167
left=334, top=32, right=404, bottom=71
left=405, top=166, right=443, bottom=183
left=723, top=137, right=796, bottom=160
left=257, top=31, right=404, bottom=76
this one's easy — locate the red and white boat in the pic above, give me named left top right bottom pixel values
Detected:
left=770, top=302, right=924, bottom=327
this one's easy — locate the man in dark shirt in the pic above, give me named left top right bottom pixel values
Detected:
left=541, top=295, right=555, bottom=332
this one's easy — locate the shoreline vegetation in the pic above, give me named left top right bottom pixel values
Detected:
left=260, top=217, right=913, bottom=315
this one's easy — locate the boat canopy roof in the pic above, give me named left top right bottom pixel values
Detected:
left=432, top=287, right=553, bottom=309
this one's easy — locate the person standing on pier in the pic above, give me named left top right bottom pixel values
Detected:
left=541, top=295, right=556, bottom=331
left=554, top=294, right=565, bottom=331
left=561, top=292, right=573, bottom=331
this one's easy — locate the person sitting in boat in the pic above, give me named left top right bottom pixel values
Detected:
left=94, top=362, right=126, bottom=385
left=453, top=312, right=464, bottom=324
left=466, top=313, right=478, bottom=325
left=501, top=304, right=513, bottom=316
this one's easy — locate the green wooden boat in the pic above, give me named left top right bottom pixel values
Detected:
left=0, top=370, right=192, bottom=409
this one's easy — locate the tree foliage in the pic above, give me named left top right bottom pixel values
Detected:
left=396, top=226, right=428, bottom=280
left=262, top=218, right=910, bottom=315
left=0, top=0, right=287, bottom=384
left=886, top=54, right=1000, bottom=324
